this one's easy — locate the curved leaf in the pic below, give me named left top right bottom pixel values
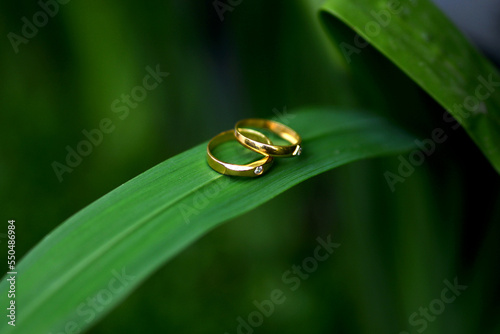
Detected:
left=320, top=0, right=500, bottom=173
left=0, top=108, right=415, bottom=333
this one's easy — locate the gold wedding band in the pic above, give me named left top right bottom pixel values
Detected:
left=234, top=119, right=302, bottom=157
left=207, top=129, right=274, bottom=177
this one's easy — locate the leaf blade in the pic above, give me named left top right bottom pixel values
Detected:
left=320, top=0, right=500, bottom=172
left=0, top=108, right=415, bottom=333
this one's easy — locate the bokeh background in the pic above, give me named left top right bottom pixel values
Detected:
left=1, top=0, right=500, bottom=333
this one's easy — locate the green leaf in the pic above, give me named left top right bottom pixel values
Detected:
left=0, top=108, right=415, bottom=333
left=320, top=0, right=500, bottom=173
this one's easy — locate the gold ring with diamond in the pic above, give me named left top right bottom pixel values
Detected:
left=234, top=118, right=302, bottom=157
left=207, top=129, right=274, bottom=177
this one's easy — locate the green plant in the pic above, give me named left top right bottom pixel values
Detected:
left=1, top=0, right=499, bottom=333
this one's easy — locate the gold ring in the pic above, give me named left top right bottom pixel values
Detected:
left=234, top=119, right=302, bottom=157
left=207, top=129, right=274, bottom=177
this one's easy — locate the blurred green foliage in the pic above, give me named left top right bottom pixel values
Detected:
left=1, top=0, right=499, bottom=333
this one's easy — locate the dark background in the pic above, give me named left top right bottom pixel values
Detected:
left=1, top=0, right=499, bottom=333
